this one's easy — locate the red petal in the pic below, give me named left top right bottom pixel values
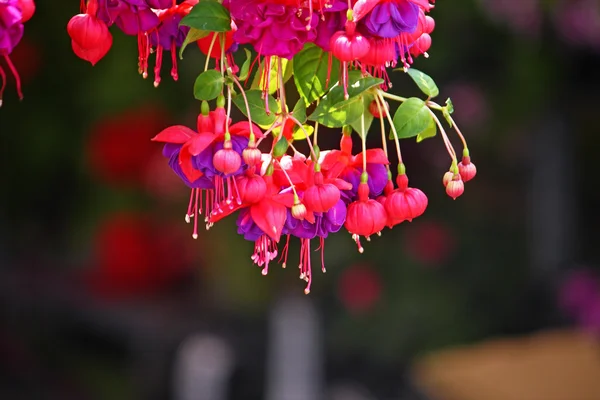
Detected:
left=251, top=199, right=287, bottom=242
left=208, top=202, right=248, bottom=224
left=272, top=192, right=295, bottom=208
left=179, top=143, right=203, bottom=182
left=188, top=132, right=216, bottom=156
left=320, top=150, right=344, bottom=170
left=364, top=149, right=389, bottom=164
left=152, top=125, right=196, bottom=144
left=305, top=210, right=316, bottom=224
left=230, top=121, right=265, bottom=139
left=333, top=178, right=353, bottom=191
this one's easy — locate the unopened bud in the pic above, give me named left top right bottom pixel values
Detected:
left=291, top=202, right=307, bottom=220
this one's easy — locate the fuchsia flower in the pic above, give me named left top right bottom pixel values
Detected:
left=227, top=0, right=318, bottom=59
left=63, top=0, right=476, bottom=294
left=0, top=0, right=34, bottom=104
left=68, top=0, right=113, bottom=66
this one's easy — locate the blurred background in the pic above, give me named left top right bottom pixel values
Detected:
left=2, top=1, right=600, bottom=399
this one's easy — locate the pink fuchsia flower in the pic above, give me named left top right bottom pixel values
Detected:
left=228, top=0, right=318, bottom=59
left=67, top=0, right=113, bottom=66
left=321, top=134, right=390, bottom=202
left=345, top=180, right=387, bottom=252
left=383, top=172, right=428, bottom=227
left=0, top=0, right=28, bottom=103
left=0, top=0, right=23, bottom=55
left=97, top=0, right=160, bottom=35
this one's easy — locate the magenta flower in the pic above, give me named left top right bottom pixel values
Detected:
left=228, top=0, right=318, bottom=59
left=97, top=0, right=160, bottom=35
left=0, top=0, right=24, bottom=55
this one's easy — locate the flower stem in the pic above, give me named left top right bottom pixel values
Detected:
left=374, top=94, right=390, bottom=170
left=449, top=116, right=468, bottom=151
left=428, top=108, right=457, bottom=162
left=229, top=74, right=255, bottom=138
left=377, top=91, right=402, bottom=164
left=204, top=33, right=218, bottom=72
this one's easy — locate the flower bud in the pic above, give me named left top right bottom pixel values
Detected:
left=291, top=202, right=307, bottom=220
left=243, top=146, right=262, bottom=166
left=442, top=171, right=454, bottom=187
left=458, top=156, right=477, bottom=182
left=330, top=31, right=370, bottom=62
left=213, top=146, right=242, bottom=175
left=446, top=176, right=464, bottom=200
left=369, top=100, right=388, bottom=119
left=18, top=0, right=35, bottom=23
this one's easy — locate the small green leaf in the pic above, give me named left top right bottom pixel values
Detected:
left=193, top=70, right=224, bottom=101
left=292, top=98, right=307, bottom=124
left=416, top=115, right=437, bottom=142
left=238, top=48, right=252, bottom=81
left=351, top=94, right=374, bottom=138
left=391, top=97, right=434, bottom=139
left=180, top=0, right=232, bottom=32
left=273, top=135, right=289, bottom=157
left=179, top=28, right=210, bottom=59
left=442, top=97, right=454, bottom=127
left=405, top=68, right=439, bottom=98
left=292, top=124, right=314, bottom=141
left=293, top=43, right=339, bottom=104
left=233, top=89, right=278, bottom=126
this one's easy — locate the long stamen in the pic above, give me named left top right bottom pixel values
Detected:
left=170, top=40, right=178, bottom=80
left=0, top=65, right=6, bottom=107
left=4, top=56, right=22, bottom=100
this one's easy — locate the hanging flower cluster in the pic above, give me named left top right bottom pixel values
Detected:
left=66, top=0, right=478, bottom=293
left=0, top=0, right=35, bottom=105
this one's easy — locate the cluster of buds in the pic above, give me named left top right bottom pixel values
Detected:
left=0, top=0, right=35, bottom=105
left=67, top=0, right=478, bottom=293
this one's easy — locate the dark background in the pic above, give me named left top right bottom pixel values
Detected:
left=1, top=1, right=600, bottom=399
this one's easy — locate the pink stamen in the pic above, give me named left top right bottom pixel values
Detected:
left=192, top=188, right=200, bottom=239
left=154, top=45, right=164, bottom=87
left=170, top=40, right=178, bottom=81
left=4, top=56, right=22, bottom=100
left=0, top=64, right=6, bottom=106
left=279, top=234, right=291, bottom=268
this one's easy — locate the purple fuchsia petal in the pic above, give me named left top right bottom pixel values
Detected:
left=363, top=0, right=419, bottom=38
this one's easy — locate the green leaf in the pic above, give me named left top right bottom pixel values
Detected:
left=406, top=68, right=439, bottom=98
left=293, top=43, right=339, bottom=104
left=179, top=28, right=210, bottom=60
left=442, top=97, right=454, bottom=127
left=273, top=135, right=289, bottom=157
left=390, top=97, right=434, bottom=139
left=180, top=0, right=232, bottom=32
left=308, top=73, right=383, bottom=128
left=308, top=95, right=364, bottom=128
left=416, top=115, right=437, bottom=142
left=193, top=70, right=224, bottom=101
left=238, top=48, right=252, bottom=81
left=292, top=98, right=307, bottom=124
left=351, top=94, right=374, bottom=138
left=233, top=89, right=278, bottom=126
left=292, top=124, right=314, bottom=141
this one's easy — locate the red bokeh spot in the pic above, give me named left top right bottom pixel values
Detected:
left=403, top=220, right=455, bottom=266
left=86, top=105, right=170, bottom=187
left=86, top=212, right=194, bottom=299
left=338, top=264, right=382, bottom=314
